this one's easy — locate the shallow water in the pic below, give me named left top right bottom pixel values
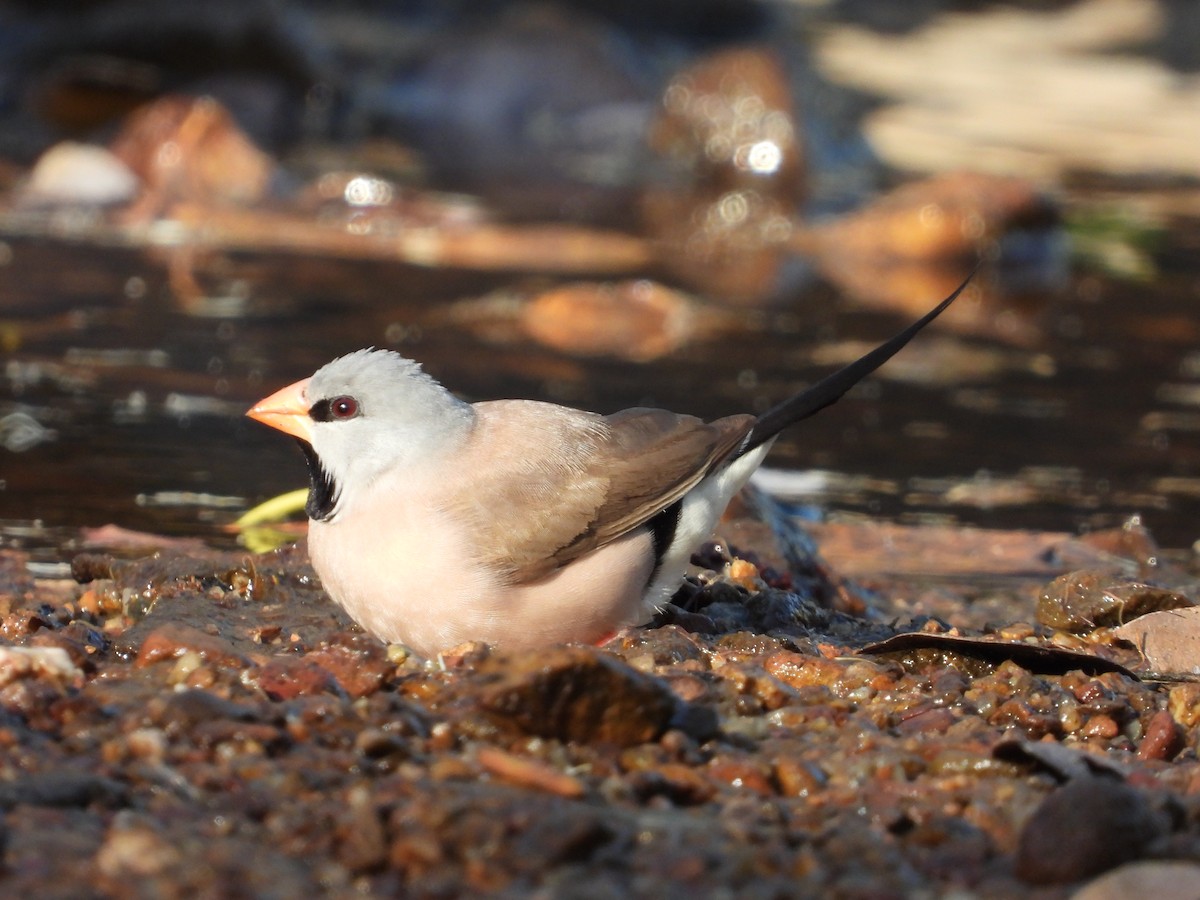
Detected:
left=3, top=209, right=1200, bottom=555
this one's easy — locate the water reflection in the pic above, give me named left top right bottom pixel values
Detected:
left=2, top=228, right=1199, bottom=555
left=0, top=2, right=1197, bottom=558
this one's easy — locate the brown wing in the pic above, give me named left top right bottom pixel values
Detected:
left=445, top=401, right=754, bottom=583
left=552, top=407, right=753, bottom=560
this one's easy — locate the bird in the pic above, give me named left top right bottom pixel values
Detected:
left=247, top=274, right=972, bottom=657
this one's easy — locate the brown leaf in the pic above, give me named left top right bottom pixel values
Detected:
left=1112, top=606, right=1200, bottom=677
left=861, top=631, right=1139, bottom=679
left=992, top=737, right=1129, bottom=782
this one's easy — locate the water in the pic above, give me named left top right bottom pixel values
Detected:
left=4, top=211, right=1200, bottom=556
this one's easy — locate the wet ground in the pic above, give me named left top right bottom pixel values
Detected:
left=2, top=511, right=1199, bottom=898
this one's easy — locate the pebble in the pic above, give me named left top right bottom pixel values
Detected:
left=1015, top=776, right=1169, bottom=884
left=1072, top=861, right=1200, bottom=900
left=476, top=746, right=586, bottom=798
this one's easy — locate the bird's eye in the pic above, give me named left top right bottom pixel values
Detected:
left=330, top=395, right=359, bottom=419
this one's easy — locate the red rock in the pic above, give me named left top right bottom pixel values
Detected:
left=133, top=623, right=249, bottom=669
left=1136, top=709, right=1182, bottom=761
left=1080, top=714, right=1120, bottom=739
left=306, top=640, right=392, bottom=699
left=252, top=656, right=341, bottom=701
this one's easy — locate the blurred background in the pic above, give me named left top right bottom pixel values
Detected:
left=1, top=0, right=1199, bottom=556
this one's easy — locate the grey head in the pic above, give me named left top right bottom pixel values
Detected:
left=300, top=349, right=474, bottom=521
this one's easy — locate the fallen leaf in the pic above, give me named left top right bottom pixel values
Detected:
left=992, top=737, right=1128, bottom=782
left=1112, top=606, right=1200, bottom=676
left=862, top=631, right=1138, bottom=679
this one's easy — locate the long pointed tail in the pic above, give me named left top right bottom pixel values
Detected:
left=738, top=266, right=978, bottom=456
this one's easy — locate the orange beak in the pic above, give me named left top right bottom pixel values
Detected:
left=246, top=377, right=314, bottom=443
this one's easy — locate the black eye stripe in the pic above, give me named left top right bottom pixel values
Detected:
left=309, top=399, right=333, bottom=422
left=309, top=396, right=360, bottom=422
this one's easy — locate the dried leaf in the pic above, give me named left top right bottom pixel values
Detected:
left=1112, top=607, right=1200, bottom=677
left=861, top=631, right=1138, bottom=679
left=992, top=737, right=1128, bottom=782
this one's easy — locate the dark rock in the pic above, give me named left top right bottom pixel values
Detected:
left=0, top=771, right=128, bottom=810
left=667, top=700, right=719, bottom=742
left=1015, top=776, right=1170, bottom=884
left=475, top=646, right=677, bottom=747
left=70, top=553, right=116, bottom=584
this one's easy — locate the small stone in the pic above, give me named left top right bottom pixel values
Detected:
left=774, top=757, right=826, bottom=797
left=306, top=640, right=392, bottom=698
left=0, top=645, right=83, bottom=688
left=706, top=757, right=775, bottom=796
left=661, top=673, right=710, bottom=703
left=1136, top=709, right=1182, bottom=761
left=124, top=728, right=168, bottom=764
left=630, top=763, right=716, bottom=805
left=1080, top=714, right=1120, bottom=740
left=726, top=558, right=762, bottom=591
left=893, top=706, right=957, bottom=735
left=18, top=142, right=140, bottom=207
left=476, top=746, right=586, bottom=798
left=334, top=786, right=388, bottom=875
left=354, top=728, right=410, bottom=761
left=763, top=650, right=844, bottom=690
left=167, top=650, right=204, bottom=686
left=253, top=624, right=283, bottom=644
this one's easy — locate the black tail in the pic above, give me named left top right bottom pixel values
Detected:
left=738, top=266, right=978, bottom=456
